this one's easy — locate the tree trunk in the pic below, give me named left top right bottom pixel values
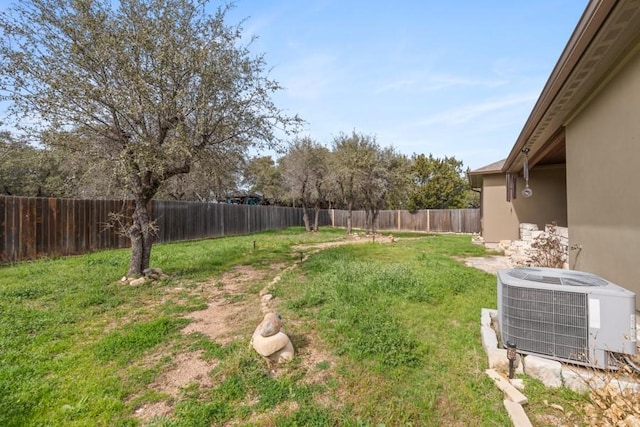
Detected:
left=313, top=202, right=320, bottom=232
left=371, top=209, right=379, bottom=235
left=364, top=208, right=371, bottom=234
left=301, top=203, right=311, bottom=232
left=128, top=198, right=154, bottom=276
left=346, top=200, right=353, bottom=234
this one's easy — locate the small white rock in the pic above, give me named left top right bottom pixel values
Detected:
left=129, top=277, right=146, bottom=286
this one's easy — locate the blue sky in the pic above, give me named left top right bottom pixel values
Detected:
left=0, top=0, right=588, bottom=170
left=224, top=0, right=588, bottom=170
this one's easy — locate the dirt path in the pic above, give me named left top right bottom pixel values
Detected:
left=458, top=255, right=513, bottom=275
left=133, top=236, right=397, bottom=423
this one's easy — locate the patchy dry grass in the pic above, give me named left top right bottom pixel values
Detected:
left=0, top=227, right=607, bottom=426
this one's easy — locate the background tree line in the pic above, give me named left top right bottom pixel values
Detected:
left=1, top=129, right=479, bottom=220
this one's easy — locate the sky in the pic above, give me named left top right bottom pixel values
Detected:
left=222, top=0, right=589, bottom=170
left=0, top=0, right=589, bottom=171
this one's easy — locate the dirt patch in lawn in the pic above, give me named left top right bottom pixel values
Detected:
left=132, top=239, right=397, bottom=424
left=455, top=255, right=513, bottom=275
left=132, top=265, right=268, bottom=423
left=181, top=265, right=266, bottom=344
left=291, top=233, right=397, bottom=254
left=133, top=350, right=217, bottom=424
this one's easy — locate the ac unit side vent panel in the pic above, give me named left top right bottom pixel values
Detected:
left=502, top=285, right=588, bottom=362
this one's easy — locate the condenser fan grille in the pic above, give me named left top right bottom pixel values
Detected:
left=507, top=267, right=607, bottom=287
left=502, top=285, right=589, bottom=362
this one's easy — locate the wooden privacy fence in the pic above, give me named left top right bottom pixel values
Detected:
left=331, top=209, right=480, bottom=234
left=0, top=196, right=331, bottom=263
left=0, top=195, right=479, bottom=264
left=153, top=201, right=331, bottom=243
left=0, top=197, right=134, bottom=264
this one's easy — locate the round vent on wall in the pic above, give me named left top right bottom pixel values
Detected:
left=506, top=267, right=608, bottom=287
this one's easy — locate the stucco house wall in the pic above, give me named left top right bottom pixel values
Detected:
left=565, top=47, right=640, bottom=296
left=480, top=166, right=567, bottom=243
left=480, top=174, right=519, bottom=243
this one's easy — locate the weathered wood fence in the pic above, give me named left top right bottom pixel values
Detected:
left=331, top=209, right=480, bottom=234
left=0, top=196, right=331, bottom=263
left=0, top=196, right=480, bottom=263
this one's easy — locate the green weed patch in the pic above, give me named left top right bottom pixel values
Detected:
left=94, top=318, right=190, bottom=365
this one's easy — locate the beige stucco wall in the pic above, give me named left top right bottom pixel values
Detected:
left=481, top=174, right=519, bottom=243
left=480, top=166, right=567, bottom=243
left=566, top=47, right=640, bottom=302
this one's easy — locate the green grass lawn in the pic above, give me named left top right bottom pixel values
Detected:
left=0, top=227, right=588, bottom=426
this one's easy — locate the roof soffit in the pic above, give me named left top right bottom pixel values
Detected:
left=504, top=0, right=640, bottom=173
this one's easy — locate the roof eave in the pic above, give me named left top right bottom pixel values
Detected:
left=502, top=0, right=617, bottom=173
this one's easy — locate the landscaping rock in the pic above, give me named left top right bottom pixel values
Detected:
left=486, top=369, right=528, bottom=404
left=480, top=308, right=495, bottom=328
left=561, top=366, right=593, bottom=394
left=255, top=312, right=282, bottom=337
left=251, top=312, right=294, bottom=363
left=523, top=355, right=562, bottom=388
left=268, top=338, right=295, bottom=363
left=503, top=399, right=533, bottom=427
left=143, top=267, right=165, bottom=281
left=252, top=331, right=291, bottom=357
left=129, top=277, right=146, bottom=286
left=481, top=325, right=498, bottom=351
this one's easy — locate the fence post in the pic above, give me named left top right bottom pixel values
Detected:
left=397, top=210, right=401, bottom=230
left=426, top=210, right=430, bottom=232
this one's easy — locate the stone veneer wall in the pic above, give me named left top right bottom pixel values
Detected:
left=498, top=223, right=569, bottom=268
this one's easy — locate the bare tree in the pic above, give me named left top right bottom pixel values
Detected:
left=359, top=146, right=410, bottom=234
left=310, top=145, right=329, bottom=232
left=330, top=131, right=377, bottom=234
left=279, top=137, right=328, bottom=232
left=0, top=0, right=300, bottom=275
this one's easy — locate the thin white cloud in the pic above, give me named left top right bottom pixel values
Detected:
left=417, top=93, right=538, bottom=127
left=421, top=74, right=507, bottom=92
left=375, top=73, right=507, bottom=94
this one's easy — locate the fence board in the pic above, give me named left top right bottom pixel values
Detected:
left=0, top=197, right=5, bottom=262
left=9, top=198, right=18, bottom=261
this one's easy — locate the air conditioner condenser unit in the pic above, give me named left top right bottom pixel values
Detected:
left=497, top=267, right=637, bottom=369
